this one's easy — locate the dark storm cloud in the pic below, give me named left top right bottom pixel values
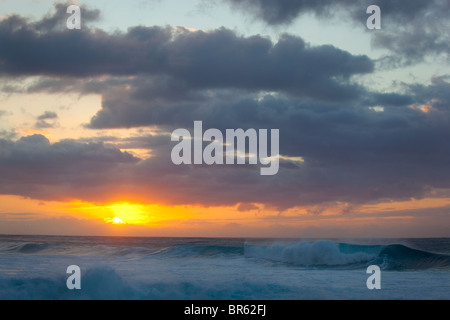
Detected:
left=224, top=0, right=344, bottom=25
left=20, top=76, right=141, bottom=96
left=404, top=76, right=450, bottom=111
left=161, top=31, right=372, bottom=98
left=373, top=19, right=450, bottom=67
left=224, top=0, right=435, bottom=25
left=0, top=135, right=139, bottom=201
left=224, top=0, right=450, bottom=65
left=0, top=19, right=168, bottom=77
left=0, top=9, right=373, bottom=100
left=85, top=73, right=438, bottom=130
left=365, top=92, right=414, bottom=107
left=0, top=135, right=138, bottom=168
left=224, top=0, right=444, bottom=25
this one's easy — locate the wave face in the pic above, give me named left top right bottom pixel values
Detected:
left=375, top=244, right=450, bottom=271
left=244, top=240, right=376, bottom=267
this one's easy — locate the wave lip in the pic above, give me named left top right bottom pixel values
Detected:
left=244, top=240, right=376, bottom=267
left=375, top=244, right=450, bottom=271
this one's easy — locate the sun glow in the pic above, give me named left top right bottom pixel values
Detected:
left=111, top=217, right=124, bottom=224
left=109, top=203, right=145, bottom=222
left=66, top=200, right=193, bottom=227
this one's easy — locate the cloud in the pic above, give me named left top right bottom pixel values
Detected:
left=32, top=1, right=101, bottom=32
left=37, top=111, right=58, bottom=121
left=0, top=11, right=373, bottom=101
left=0, top=135, right=139, bottom=202
left=224, top=0, right=344, bottom=25
left=224, top=0, right=450, bottom=65
left=223, top=0, right=443, bottom=26
left=34, top=111, right=59, bottom=129
left=84, top=72, right=439, bottom=131
left=404, top=75, right=450, bottom=111
left=0, top=129, right=16, bottom=140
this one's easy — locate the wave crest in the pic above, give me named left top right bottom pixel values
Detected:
left=244, top=240, right=375, bottom=267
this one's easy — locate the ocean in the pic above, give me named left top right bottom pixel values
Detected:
left=0, top=235, right=449, bottom=300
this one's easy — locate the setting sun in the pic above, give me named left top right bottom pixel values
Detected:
left=65, top=200, right=194, bottom=228
left=111, top=217, right=124, bottom=224
left=108, top=203, right=147, bottom=225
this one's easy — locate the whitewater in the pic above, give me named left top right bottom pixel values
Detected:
left=0, top=235, right=449, bottom=300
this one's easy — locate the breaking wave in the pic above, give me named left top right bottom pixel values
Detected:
left=1, top=238, right=449, bottom=270
left=244, top=240, right=450, bottom=270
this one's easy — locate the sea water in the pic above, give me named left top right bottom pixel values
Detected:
left=0, top=235, right=448, bottom=300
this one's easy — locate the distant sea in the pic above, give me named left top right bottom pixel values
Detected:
left=0, top=235, right=449, bottom=300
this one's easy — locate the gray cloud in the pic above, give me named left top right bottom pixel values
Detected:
left=0, top=129, right=16, bottom=140
left=0, top=135, right=139, bottom=202
left=224, top=0, right=347, bottom=25
left=404, top=76, right=450, bottom=110
left=85, top=72, right=438, bottom=130
left=0, top=11, right=373, bottom=101
left=35, top=111, right=59, bottom=129
left=224, top=0, right=450, bottom=66
left=224, top=0, right=444, bottom=26
left=34, top=120, right=55, bottom=129
left=224, top=0, right=435, bottom=25
left=37, top=111, right=58, bottom=121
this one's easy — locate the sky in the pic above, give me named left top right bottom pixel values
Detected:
left=0, top=0, right=449, bottom=238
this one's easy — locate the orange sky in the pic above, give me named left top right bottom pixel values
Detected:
left=1, top=194, right=449, bottom=238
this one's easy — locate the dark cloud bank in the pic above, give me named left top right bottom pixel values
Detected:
left=0, top=3, right=449, bottom=210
